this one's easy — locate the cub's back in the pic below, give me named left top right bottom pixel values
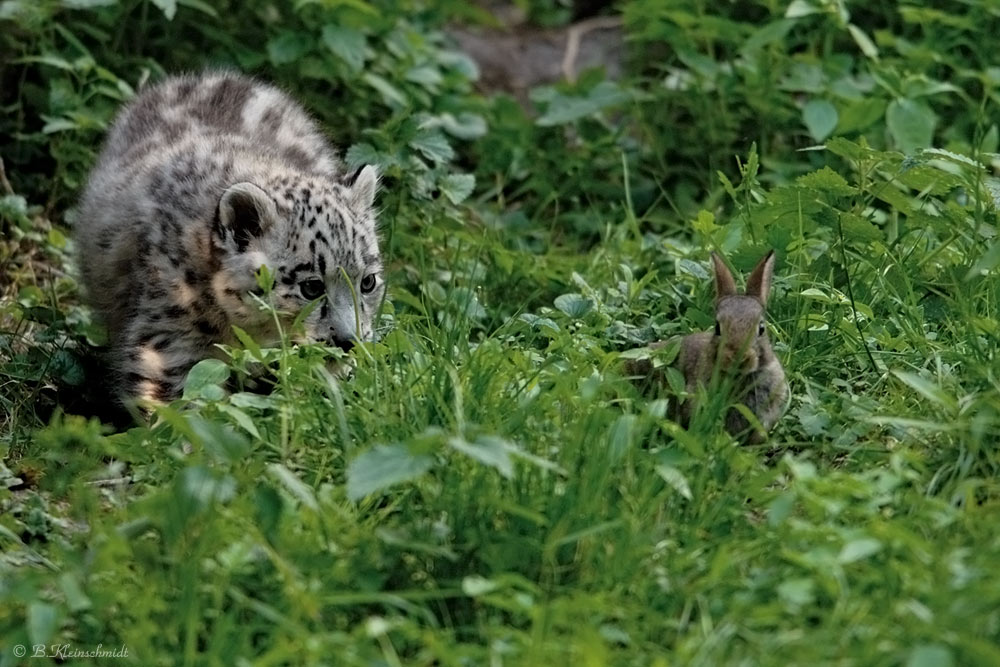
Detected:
left=90, top=71, right=338, bottom=177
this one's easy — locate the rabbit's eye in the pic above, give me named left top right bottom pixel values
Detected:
left=714, top=322, right=721, bottom=336
left=757, top=321, right=765, bottom=336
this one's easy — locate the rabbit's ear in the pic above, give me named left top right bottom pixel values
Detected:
left=746, top=250, right=776, bottom=306
left=711, top=252, right=737, bottom=301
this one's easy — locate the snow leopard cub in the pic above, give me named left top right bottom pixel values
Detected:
left=76, top=71, right=384, bottom=405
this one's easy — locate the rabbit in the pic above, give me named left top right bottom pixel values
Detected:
left=626, top=250, right=789, bottom=444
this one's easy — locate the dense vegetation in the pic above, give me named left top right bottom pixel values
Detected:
left=2, top=0, right=999, bottom=664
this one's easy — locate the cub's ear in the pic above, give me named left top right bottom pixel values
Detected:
left=345, top=165, right=379, bottom=210
left=746, top=250, right=776, bottom=307
left=216, top=183, right=277, bottom=251
left=711, top=252, right=737, bottom=302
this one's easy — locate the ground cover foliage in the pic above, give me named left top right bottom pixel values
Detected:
left=1, top=0, right=999, bottom=664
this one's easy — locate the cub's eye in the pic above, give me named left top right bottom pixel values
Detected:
left=299, top=279, right=325, bottom=300
left=758, top=321, right=766, bottom=336
left=360, top=273, right=377, bottom=294
left=714, top=322, right=721, bottom=336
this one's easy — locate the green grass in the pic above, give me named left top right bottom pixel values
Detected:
left=2, top=0, right=1000, bottom=665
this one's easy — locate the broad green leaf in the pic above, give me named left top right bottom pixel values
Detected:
left=824, top=136, right=865, bottom=160
left=50, top=349, right=84, bottom=386
left=434, top=112, right=487, bottom=139
left=462, top=575, right=499, bottom=596
left=895, top=162, right=964, bottom=195
left=847, top=24, right=879, bottom=59
left=47, top=227, right=67, bottom=249
left=254, top=485, right=283, bottom=537
left=691, top=209, right=718, bottom=235
left=27, top=601, right=58, bottom=646
left=899, top=6, right=971, bottom=29
left=448, top=435, right=513, bottom=478
left=321, top=24, right=366, bottom=72
left=180, top=465, right=236, bottom=509
left=451, top=286, right=486, bottom=320
left=406, top=65, right=443, bottom=88
left=983, top=124, right=999, bottom=153
left=230, top=325, right=261, bottom=359
left=520, top=312, right=560, bottom=334
left=785, top=0, right=819, bottom=18
left=177, top=0, right=219, bottom=16
left=188, top=415, right=251, bottom=463
left=410, top=131, right=454, bottom=163
left=1, top=0, right=48, bottom=19
left=346, top=443, right=434, bottom=501
left=665, top=367, right=686, bottom=397
left=345, top=142, right=390, bottom=169
left=839, top=212, right=882, bottom=243
left=255, top=264, right=275, bottom=293
left=906, top=645, right=954, bottom=667
left=216, top=404, right=260, bottom=439
left=887, top=98, right=937, bottom=153
left=767, top=492, right=796, bottom=525
left=838, top=537, right=882, bottom=564
left=776, top=578, right=815, bottom=606
left=267, top=463, right=318, bottom=511
left=42, top=117, right=78, bottom=133
left=363, top=72, right=407, bottom=107
left=797, top=167, right=856, bottom=196
left=965, top=240, right=1000, bottom=279
left=438, top=49, right=479, bottom=80
left=504, top=444, right=566, bottom=475
left=58, top=573, right=92, bottom=612
left=795, top=403, right=830, bottom=436
left=607, top=415, right=636, bottom=463
left=0, top=194, right=29, bottom=228
left=717, top=170, right=738, bottom=198
left=891, top=371, right=957, bottom=412
left=62, top=0, right=116, bottom=7
left=439, top=173, right=475, bottom=205
left=836, top=97, right=886, bottom=133
left=785, top=456, right=817, bottom=480
left=654, top=341, right=682, bottom=366
left=554, top=293, right=594, bottom=319
left=599, top=625, right=631, bottom=645
left=17, top=285, right=44, bottom=306
left=150, top=0, right=176, bottom=19
left=536, top=81, right=629, bottom=126
left=229, top=392, right=276, bottom=410
left=741, top=19, right=795, bottom=54
left=780, top=62, right=826, bottom=93
left=902, top=77, right=960, bottom=99
left=802, top=99, right=838, bottom=141
left=13, top=54, right=74, bottom=70
left=920, top=147, right=982, bottom=169
left=267, top=31, right=310, bottom=66
left=183, top=359, right=230, bottom=400
left=655, top=465, right=693, bottom=501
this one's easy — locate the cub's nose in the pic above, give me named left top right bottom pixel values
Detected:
left=329, top=336, right=354, bottom=353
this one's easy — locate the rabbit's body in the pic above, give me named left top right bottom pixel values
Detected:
left=629, top=251, right=789, bottom=443
left=676, top=329, right=788, bottom=443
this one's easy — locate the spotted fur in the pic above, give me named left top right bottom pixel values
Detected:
left=76, top=71, right=384, bottom=405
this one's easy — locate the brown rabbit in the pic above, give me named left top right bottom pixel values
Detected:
left=627, top=250, right=789, bottom=443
